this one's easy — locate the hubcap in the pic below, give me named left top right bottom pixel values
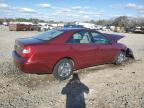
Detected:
left=58, top=61, right=72, bottom=77
left=117, top=53, right=125, bottom=64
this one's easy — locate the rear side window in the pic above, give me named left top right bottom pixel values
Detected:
left=91, top=32, right=109, bottom=44
left=33, top=29, right=64, bottom=41
left=67, top=31, right=91, bottom=44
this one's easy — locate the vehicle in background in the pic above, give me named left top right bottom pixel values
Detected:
left=40, top=24, right=53, bottom=31
left=101, top=26, right=111, bottom=31
left=64, top=25, right=85, bottom=29
left=2, top=22, right=9, bottom=26
left=95, top=25, right=103, bottom=30
left=134, top=27, right=142, bottom=33
left=12, top=28, right=134, bottom=80
left=133, top=26, right=144, bottom=33
left=76, top=22, right=96, bottom=29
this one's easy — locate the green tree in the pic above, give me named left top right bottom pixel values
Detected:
left=113, top=16, right=129, bottom=27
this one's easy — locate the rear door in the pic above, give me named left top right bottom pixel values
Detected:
left=90, top=31, right=118, bottom=63
left=67, top=30, right=98, bottom=68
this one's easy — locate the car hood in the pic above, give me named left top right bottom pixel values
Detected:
left=104, top=33, right=125, bottom=43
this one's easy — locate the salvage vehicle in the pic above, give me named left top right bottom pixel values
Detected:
left=12, top=28, right=134, bottom=80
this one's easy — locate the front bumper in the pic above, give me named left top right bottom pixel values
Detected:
left=126, top=48, right=135, bottom=59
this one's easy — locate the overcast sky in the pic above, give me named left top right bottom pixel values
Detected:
left=0, top=0, right=144, bottom=21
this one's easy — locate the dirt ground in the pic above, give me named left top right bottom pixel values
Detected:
left=0, top=25, right=144, bottom=108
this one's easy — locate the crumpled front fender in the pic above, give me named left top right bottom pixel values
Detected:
left=126, top=48, right=135, bottom=59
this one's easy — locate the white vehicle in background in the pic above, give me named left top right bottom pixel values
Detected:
left=76, top=22, right=96, bottom=29
left=95, top=25, right=103, bottom=30
left=40, top=24, right=53, bottom=31
left=41, top=24, right=49, bottom=31
left=3, top=22, right=8, bottom=26
left=109, top=26, right=115, bottom=31
left=102, top=26, right=111, bottom=31
left=134, top=27, right=142, bottom=33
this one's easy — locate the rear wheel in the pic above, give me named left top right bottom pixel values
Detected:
left=115, top=51, right=126, bottom=65
left=53, top=59, right=73, bottom=80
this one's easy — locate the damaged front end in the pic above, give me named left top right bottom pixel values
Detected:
left=104, top=33, right=135, bottom=59
left=126, top=48, right=135, bottom=59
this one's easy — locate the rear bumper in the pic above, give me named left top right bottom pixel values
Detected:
left=12, top=51, right=53, bottom=73
left=12, top=51, right=27, bottom=71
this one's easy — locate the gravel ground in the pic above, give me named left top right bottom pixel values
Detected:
left=0, top=25, right=144, bottom=108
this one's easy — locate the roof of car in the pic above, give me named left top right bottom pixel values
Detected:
left=56, top=28, right=92, bottom=32
left=61, top=28, right=86, bottom=31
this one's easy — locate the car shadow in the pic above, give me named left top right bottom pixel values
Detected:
left=61, top=73, right=89, bottom=108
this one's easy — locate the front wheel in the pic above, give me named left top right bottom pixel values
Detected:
left=115, top=51, right=126, bottom=65
left=53, top=59, right=73, bottom=80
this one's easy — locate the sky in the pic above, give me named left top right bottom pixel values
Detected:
left=0, top=0, right=144, bottom=21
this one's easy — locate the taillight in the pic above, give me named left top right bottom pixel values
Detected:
left=22, top=46, right=33, bottom=58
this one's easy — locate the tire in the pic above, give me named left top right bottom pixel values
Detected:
left=53, top=59, right=73, bottom=80
left=115, top=51, right=126, bottom=65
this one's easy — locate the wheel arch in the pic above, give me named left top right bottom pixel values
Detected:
left=125, top=48, right=135, bottom=59
left=120, top=48, right=134, bottom=59
left=120, top=49, right=126, bottom=53
left=52, top=56, right=78, bottom=72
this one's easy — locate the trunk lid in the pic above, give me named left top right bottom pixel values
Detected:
left=14, top=37, right=44, bottom=56
left=16, top=37, right=44, bottom=45
left=104, top=33, right=125, bottom=43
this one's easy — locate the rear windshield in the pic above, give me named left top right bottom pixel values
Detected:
left=33, top=29, right=64, bottom=41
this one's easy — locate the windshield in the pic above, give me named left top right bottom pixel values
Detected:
left=33, top=29, right=64, bottom=41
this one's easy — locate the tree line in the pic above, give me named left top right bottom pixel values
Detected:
left=0, top=18, right=46, bottom=24
left=0, top=16, right=144, bottom=28
left=86, top=16, right=144, bottom=28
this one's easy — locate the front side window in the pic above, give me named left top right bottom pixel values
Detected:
left=91, top=32, right=109, bottom=44
left=67, top=31, right=91, bottom=44
left=33, top=29, right=64, bottom=41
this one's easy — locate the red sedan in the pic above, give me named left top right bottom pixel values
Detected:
left=12, top=28, right=134, bottom=80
